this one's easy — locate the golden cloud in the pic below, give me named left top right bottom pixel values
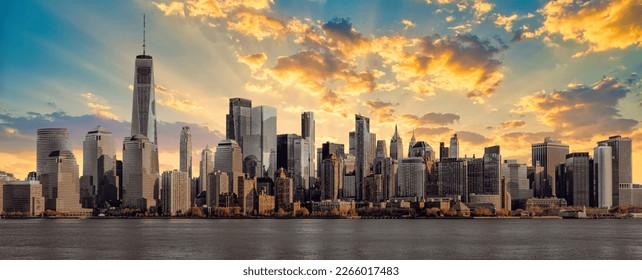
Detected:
left=154, top=84, right=202, bottom=112
left=539, top=0, right=642, bottom=54
left=153, top=1, right=186, bottom=17
left=237, top=52, right=268, bottom=72
left=499, top=120, right=526, bottom=129
left=182, top=0, right=273, bottom=18
left=81, top=92, right=120, bottom=120
left=401, top=19, right=416, bottom=30
left=227, top=10, right=286, bottom=41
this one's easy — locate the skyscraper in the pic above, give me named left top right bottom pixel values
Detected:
left=467, top=157, right=484, bottom=195
left=437, top=158, right=468, bottom=202
left=389, top=124, right=404, bottom=161
left=161, top=170, right=190, bottom=216
left=122, top=134, right=158, bottom=211
left=348, top=131, right=356, bottom=156
left=36, top=128, right=72, bottom=176
left=355, top=114, right=370, bottom=200
left=40, top=150, right=82, bottom=212
left=559, top=153, right=594, bottom=206
left=483, top=145, right=501, bottom=195
left=597, top=135, right=632, bottom=206
left=301, top=112, right=316, bottom=179
left=321, top=154, right=343, bottom=200
left=594, top=144, right=613, bottom=208
left=449, top=134, right=459, bottom=159
left=502, top=160, right=532, bottom=210
left=226, top=98, right=252, bottom=151
left=531, top=137, right=569, bottom=198
left=199, top=146, right=214, bottom=200
left=180, top=126, right=192, bottom=179
left=321, top=142, right=345, bottom=161
left=439, top=142, right=449, bottom=160
left=80, top=126, right=118, bottom=208
left=214, top=140, right=243, bottom=174
left=247, top=106, right=276, bottom=178
left=397, top=157, right=426, bottom=198
left=408, top=131, right=416, bottom=157
left=274, top=168, right=294, bottom=211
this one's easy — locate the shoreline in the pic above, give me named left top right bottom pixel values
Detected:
left=0, top=215, right=636, bottom=220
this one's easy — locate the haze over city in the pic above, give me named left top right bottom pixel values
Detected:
left=1, top=0, right=641, bottom=182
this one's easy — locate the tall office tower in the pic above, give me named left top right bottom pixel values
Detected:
left=373, top=156, right=397, bottom=200
left=559, top=153, right=594, bottom=206
left=80, top=126, right=118, bottom=208
left=317, top=148, right=323, bottom=181
left=180, top=126, right=192, bottom=179
left=531, top=137, right=569, bottom=198
left=375, top=140, right=388, bottom=158
left=594, top=144, right=613, bottom=208
left=527, top=163, right=545, bottom=195
left=483, top=145, right=501, bottom=195
left=355, top=114, right=371, bottom=201
left=226, top=98, right=252, bottom=150
left=597, top=135, right=632, bottom=206
left=207, top=170, right=228, bottom=210
left=408, top=131, right=416, bottom=157
left=161, top=170, right=190, bottom=216
left=274, top=168, right=294, bottom=211
left=502, top=160, right=532, bottom=209
left=397, top=158, right=426, bottom=199
left=301, top=112, right=316, bottom=179
left=321, top=154, right=343, bottom=200
left=199, top=146, right=214, bottom=201
left=368, top=133, right=377, bottom=166
left=122, top=134, right=158, bottom=210
left=467, top=157, right=484, bottom=195
left=277, top=134, right=301, bottom=176
left=238, top=176, right=256, bottom=215
left=276, top=134, right=309, bottom=194
left=437, top=158, right=468, bottom=202
left=130, top=17, right=159, bottom=181
left=343, top=173, right=356, bottom=198
left=214, top=140, right=243, bottom=174
left=439, top=142, right=449, bottom=160
left=245, top=106, right=277, bottom=179
left=116, top=160, right=123, bottom=200
left=40, top=150, right=82, bottom=212
left=36, top=128, right=72, bottom=176
left=389, top=125, right=404, bottom=160
left=449, top=134, right=459, bottom=159
left=348, top=131, right=356, bottom=155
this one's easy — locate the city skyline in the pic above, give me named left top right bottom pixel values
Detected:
left=1, top=0, right=642, bottom=181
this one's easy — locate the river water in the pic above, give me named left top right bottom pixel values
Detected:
left=0, top=218, right=640, bottom=259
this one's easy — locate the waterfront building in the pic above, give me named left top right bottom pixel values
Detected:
left=238, top=176, right=256, bottom=215
left=502, top=160, right=533, bottom=210
left=39, top=150, right=82, bottom=212
left=274, top=168, right=294, bottom=211
left=437, top=158, right=468, bottom=202
left=483, top=145, right=501, bottom=195
left=594, top=144, right=613, bottom=208
left=80, top=126, right=118, bottom=208
left=343, top=173, right=356, bottom=199
left=161, top=170, right=190, bottom=216
left=364, top=174, right=384, bottom=202
left=321, top=154, right=343, bottom=200
left=531, top=137, right=569, bottom=198
left=256, top=188, right=275, bottom=215
left=397, top=157, right=426, bottom=199
left=2, top=180, right=45, bottom=216
left=619, top=184, right=642, bottom=206
left=36, top=128, right=72, bottom=177
left=122, top=134, right=158, bottom=211
left=597, top=135, right=632, bottom=206
left=557, top=153, right=594, bottom=206
left=467, top=157, right=484, bottom=196
left=207, top=170, right=228, bottom=210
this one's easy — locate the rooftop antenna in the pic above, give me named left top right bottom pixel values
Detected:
left=143, top=14, right=146, bottom=55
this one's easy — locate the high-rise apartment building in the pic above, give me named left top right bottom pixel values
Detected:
left=355, top=114, right=370, bottom=200
left=161, top=170, right=190, bottom=216
left=531, top=137, right=569, bottom=198
left=180, top=126, right=192, bottom=179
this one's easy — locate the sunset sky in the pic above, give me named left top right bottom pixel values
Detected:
left=1, top=0, right=641, bottom=181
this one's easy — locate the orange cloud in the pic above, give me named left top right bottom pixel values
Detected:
left=539, top=0, right=642, bottom=54
left=153, top=1, right=186, bottom=17
left=237, top=52, right=267, bottom=72
left=182, top=0, right=273, bottom=18
left=401, top=19, right=416, bottom=30
left=227, top=10, right=286, bottom=41
left=81, top=92, right=120, bottom=120
left=154, top=84, right=202, bottom=113
left=499, top=120, right=526, bottom=129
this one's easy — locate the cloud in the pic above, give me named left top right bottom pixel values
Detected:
left=493, top=14, right=518, bottom=32
left=538, top=0, right=642, bottom=54
left=400, top=112, right=460, bottom=127
left=237, top=52, right=268, bottom=72
left=388, top=34, right=505, bottom=101
left=180, top=0, right=274, bottom=18
left=227, top=10, right=286, bottom=41
left=153, top=84, right=202, bottom=113
left=320, top=17, right=370, bottom=58
left=364, top=100, right=397, bottom=123
left=153, top=1, right=186, bottom=17
left=401, top=19, right=416, bottom=30
left=472, top=0, right=494, bottom=18
left=514, top=76, right=639, bottom=140
left=499, top=120, right=526, bottom=129
left=81, top=92, right=120, bottom=120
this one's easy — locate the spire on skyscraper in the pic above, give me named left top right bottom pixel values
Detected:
left=143, top=14, right=146, bottom=55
